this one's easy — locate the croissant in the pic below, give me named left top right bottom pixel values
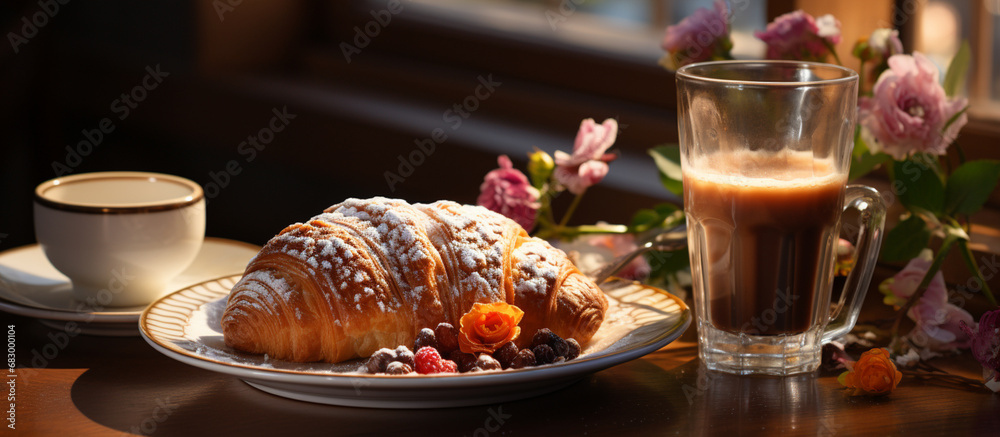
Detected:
left=222, top=197, right=608, bottom=363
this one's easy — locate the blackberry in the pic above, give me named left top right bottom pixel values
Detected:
left=365, top=348, right=395, bottom=374
left=434, top=323, right=459, bottom=355
left=414, top=328, right=437, bottom=351
left=385, top=361, right=413, bottom=375
left=533, top=344, right=556, bottom=365
left=394, top=345, right=416, bottom=369
left=565, top=338, right=581, bottom=360
left=475, top=354, right=502, bottom=371
left=531, top=328, right=556, bottom=349
left=550, top=336, right=569, bottom=358
left=449, top=350, right=478, bottom=373
left=492, top=342, right=519, bottom=369
left=510, top=348, right=536, bottom=369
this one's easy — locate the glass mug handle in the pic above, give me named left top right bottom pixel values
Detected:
left=822, top=185, right=887, bottom=343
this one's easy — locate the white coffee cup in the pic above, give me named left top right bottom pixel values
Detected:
left=33, top=171, right=206, bottom=307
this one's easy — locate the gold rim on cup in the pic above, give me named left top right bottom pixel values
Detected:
left=34, top=171, right=204, bottom=214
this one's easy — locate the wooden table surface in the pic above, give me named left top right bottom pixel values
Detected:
left=6, top=286, right=999, bottom=436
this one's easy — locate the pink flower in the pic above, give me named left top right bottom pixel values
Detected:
left=960, top=310, right=1000, bottom=391
left=477, top=155, right=541, bottom=231
left=754, top=11, right=841, bottom=61
left=882, top=250, right=939, bottom=306
left=883, top=251, right=974, bottom=351
left=660, top=0, right=731, bottom=70
left=554, top=118, right=618, bottom=195
left=587, top=234, right=650, bottom=280
left=858, top=52, right=968, bottom=159
left=908, top=296, right=975, bottom=351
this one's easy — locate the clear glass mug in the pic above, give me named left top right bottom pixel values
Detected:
left=676, top=61, right=886, bottom=375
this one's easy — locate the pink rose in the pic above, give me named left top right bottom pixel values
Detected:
left=477, top=155, right=541, bottom=231
left=960, top=310, right=1000, bottom=391
left=554, top=118, right=618, bottom=195
left=660, top=0, right=731, bottom=70
left=754, top=11, right=841, bottom=61
left=858, top=52, right=968, bottom=159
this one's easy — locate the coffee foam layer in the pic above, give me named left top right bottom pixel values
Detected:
left=684, top=150, right=845, bottom=188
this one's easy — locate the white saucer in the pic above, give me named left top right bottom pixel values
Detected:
left=141, top=277, right=691, bottom=408
left=0, top=237, right=260, bottom=336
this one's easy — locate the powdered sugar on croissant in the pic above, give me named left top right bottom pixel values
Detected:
left=222, top=197, right=608, bottom=363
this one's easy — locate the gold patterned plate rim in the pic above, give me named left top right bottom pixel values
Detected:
left=139, top=275, right=691, bottom=407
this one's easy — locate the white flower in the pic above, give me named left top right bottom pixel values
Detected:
left=815, top=14, right=840, bottom=39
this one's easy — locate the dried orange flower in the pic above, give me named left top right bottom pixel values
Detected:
left=458, top=302, right=524, bottom=354
left=839, top=348, right=903, bottom=396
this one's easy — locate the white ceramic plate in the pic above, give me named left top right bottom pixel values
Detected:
left=0, top=238, right=259, bottom=336
left=140, top=275, right=691, bottom=408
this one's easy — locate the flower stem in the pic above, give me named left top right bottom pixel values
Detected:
left=858, top=59, right=866, bottom=93
left=824, top=38, right=843, bottom=66
left=890, top=235, right=960, bottom=350
left=558, top=191, right=585, bottom=228
left=957, top=238, right=998, bottom=307
left=900, top=368, right=987, bottom=390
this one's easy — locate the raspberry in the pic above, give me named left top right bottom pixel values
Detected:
left=414, top=328, right=437, bottom=351
left=415, top=346, right=442, bottom=374
left=439, top=359, right=458, bottom=373
left=434, top=322, right=459, bottom=355
left=414, top=346, right=458, bottom=374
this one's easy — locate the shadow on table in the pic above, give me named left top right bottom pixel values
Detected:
left=69, top=353, right=699, bottom=436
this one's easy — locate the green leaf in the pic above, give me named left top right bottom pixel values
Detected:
left=893, top=159, right=945, bottom=214
left=852, top=127, right=870, bottom=158
left=942, top=40, right=971, bottom=97
left=849, top=150, right=891, bottom=181
left=944, top=160, right=1000, bottom=215
left=629, top=203, right=681, bottom=233
left=644, top=248, right=690, bottom=281
left=649, top=145, right=684, bottom=196
left=629, top=209, right=661, bottom=229
left=879, top=215, right=931, bottom=263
